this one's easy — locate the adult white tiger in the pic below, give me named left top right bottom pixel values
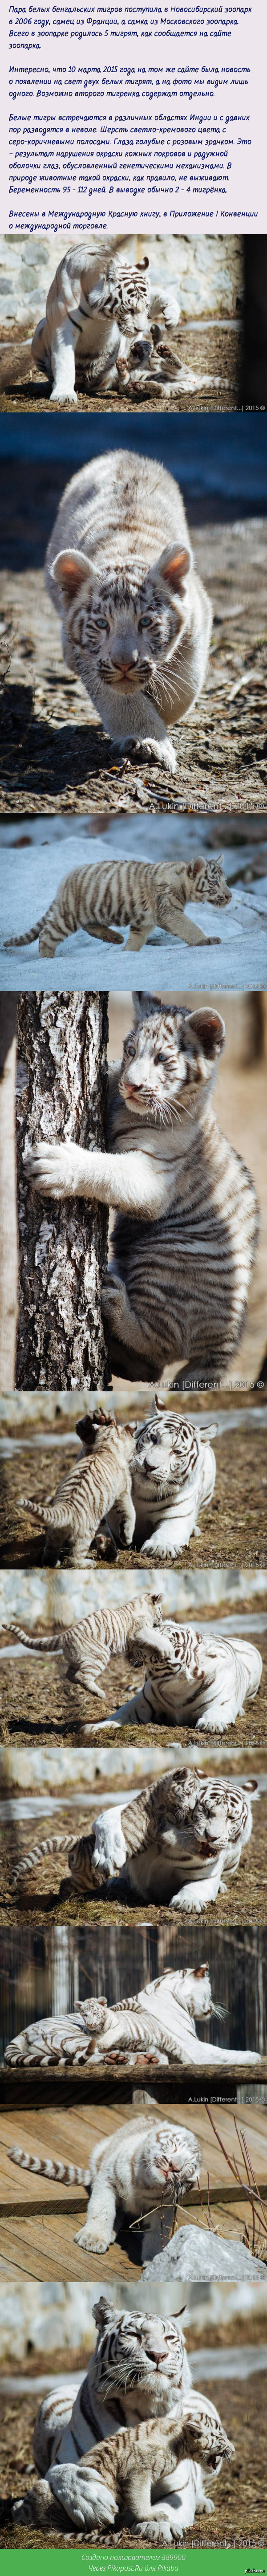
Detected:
left=24, top=997, right=258, bottom=1389
left=31, top=239, right=180, bottom=404
left=4, top=1962, right=261, bottom=2073
left=12, top=1768, right=259, bottom=1915
left=7, top=2305, right=231, bottom=2540
left=10, top=1590, right=166, bottom=1704
left=131, top=1399, right=217, bottom=1555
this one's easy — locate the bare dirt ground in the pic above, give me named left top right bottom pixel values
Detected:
left=0, top=2361, right=266, bottom=2545
left=0, top=320, right=242, bottom=415
left=0, top=474, right=267, bottom=815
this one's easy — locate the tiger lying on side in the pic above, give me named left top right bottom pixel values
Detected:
left=4, top=1962, right=260, bottom=2074
left=118, top=1619, right=262, bottom=1735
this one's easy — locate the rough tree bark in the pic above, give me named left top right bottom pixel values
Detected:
left=0, top=996, right=19, bottom=1393
left=16, top=992, right=109, bottom=1391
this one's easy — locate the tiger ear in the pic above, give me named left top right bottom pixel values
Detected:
left=199, top=1419, right=218, bottom=1443
left=156, top=544, right=191, bottom=591
left=188, top=1007, right=225, bottom=1062
left=133, top=990, right=161, bottom=1021
left=52, top=549, right=93, bottom=604
left=93, top=2295, right=113, bottom=2332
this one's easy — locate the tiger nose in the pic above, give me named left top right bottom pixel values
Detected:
left=112, top=643, right=139, bottom=671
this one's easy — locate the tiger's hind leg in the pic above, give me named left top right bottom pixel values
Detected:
left=101, top=1262, right=160, bottom=1381
left=101, top=1271, right=157, bottom=1364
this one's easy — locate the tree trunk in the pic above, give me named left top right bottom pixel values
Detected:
left=16, top=992, right=109, bottom=1391
left=0, top=997, right=18, bottom=1393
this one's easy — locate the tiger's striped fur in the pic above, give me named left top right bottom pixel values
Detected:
left=24, top=1000, right=258, bottom=1388
left=20, top=1410, right=137, bottom=1563
left=5, top=853, right=230, bottom=959
left=10, top=1589, right=165, bottom=1703
left=4, top=1963, right=260, bottom=2074
left=121, top=1621, right=262, bottom=1735
left=12, top=1768, right=259, bottom=1911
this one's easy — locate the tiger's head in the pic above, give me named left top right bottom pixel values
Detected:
left=92, top=2295, right=190, bottom=2421
left=119, top=998, right=225, bottom=1130
left=133, top=1405, right=203, bottom=1499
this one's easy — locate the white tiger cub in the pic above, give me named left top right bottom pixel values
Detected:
left=31, top=239, right=180, bottom=404
left=24, top=998, right=258, bottom=1390
left=44, top=452, right=212, bottom=775
left=121, top=1622, right=263, bottom=1736
left=19, top=1406, right=138, bottom=1564
left=10, top=1590, right=166, bottom=1704
left=13, top=1770, right=259, bottom=1916
left=4, top=1962, right=260, bottom=2073
left=48, top=2390, right=234, bottom=2537
left=5, top=852, right=231, bottom=959
left=132, top=1399, right=217, bottom=1556
left=8, top=2114, right=201, bottom=2259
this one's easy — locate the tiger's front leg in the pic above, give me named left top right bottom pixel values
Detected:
left=119, top=1470, right=136, bottom=1546
left=167, top=909, right=217, bottom=947
left=50, top=322, right=78, bottom=404
left=75, top=2174, right=117, bottom=2253
left=138, top=2511, right=181, bottom=2542
left=124, top=2463, right=154, bottom=2527
left=170, top=1855, right=226, bottom=1912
